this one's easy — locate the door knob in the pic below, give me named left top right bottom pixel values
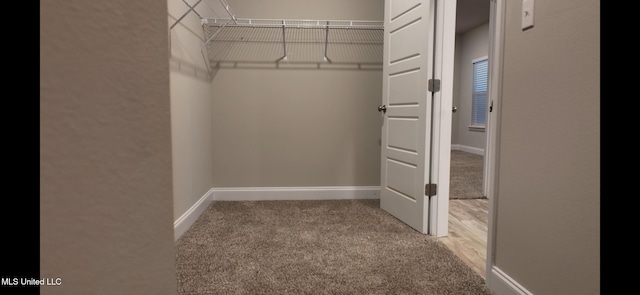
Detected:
left=378, top=105, right=387, bottom=113
left=452, top=106, right=457, bottom=113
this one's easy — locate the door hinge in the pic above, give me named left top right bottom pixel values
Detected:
left=425, top=183, right=437, bottom=196
left=428, top=79, right=441, bottom=93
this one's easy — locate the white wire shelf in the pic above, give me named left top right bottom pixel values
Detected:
left=203, top=18, right=384, bottom=30
left=202, top=18, right=384, bottom=67
left=170, top=0, right=384, bottom=76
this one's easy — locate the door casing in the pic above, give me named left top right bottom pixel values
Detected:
left=428, top=0, right=457, bottom=237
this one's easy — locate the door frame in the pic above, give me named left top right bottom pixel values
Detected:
left=485, top=0, right=505, bottom=288
left=429, top=0, right=457, bottom=237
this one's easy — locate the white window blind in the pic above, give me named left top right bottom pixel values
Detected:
left=472, top=58, right=488, bottom=128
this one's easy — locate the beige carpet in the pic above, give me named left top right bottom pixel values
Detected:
left=176, top=199, right=491, bottom=294
left=450, top=150, right=486, bottom=199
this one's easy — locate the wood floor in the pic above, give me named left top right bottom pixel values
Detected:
left=438, top=198, right=489, bottom=279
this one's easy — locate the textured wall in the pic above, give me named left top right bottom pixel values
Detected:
left=211, top=0, right=385, bottom=187
left=40, top=0, right=175, bottom=294
left=211, top=69, right=383, bottom=187
left=494, top=0, right=600, bottom=293
left=169, top=0, right=216, bottom=222
left=228, top=0, right=384, bottom=20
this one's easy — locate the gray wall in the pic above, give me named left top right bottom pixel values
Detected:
left=493, top=0, right=599, bottom=294
left=211, top=0, right=385, bottom=187
left=452, top=23, right=489, bottom=152
left=169, top=0, right=216, bottom=221
left=40, top=0, right=176, bottom=294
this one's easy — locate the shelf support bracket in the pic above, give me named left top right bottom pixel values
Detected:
left=217, top=0, right=237, bottom=22
left=323, top=21, right=332, bottom=63
left=276, top=20, right=288, bottom=63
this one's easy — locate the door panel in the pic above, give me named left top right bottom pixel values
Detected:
left=388, top=70, right=421, bottom=105
left=390, top=0, right=421, bottom=19
left=386, top=159, right=418, bottom=200
left=388, top=119, right=418, bottom=153
left=380, top=0, right=434, bottom=234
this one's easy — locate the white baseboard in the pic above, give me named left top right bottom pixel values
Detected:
left=212, top=186, right=381, bottom=201
left=174, top=186, right=379, bottom=240
left=451, top=144, right=484, bottom=156
left=174, top=188, right=214, bottom=241
left=488, top=266, right=533, bottom=295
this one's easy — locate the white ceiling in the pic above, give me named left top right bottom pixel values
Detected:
left=456, top=0, right=490, bottom=34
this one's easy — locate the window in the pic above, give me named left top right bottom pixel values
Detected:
left=471, top=57, right=488, bottom=131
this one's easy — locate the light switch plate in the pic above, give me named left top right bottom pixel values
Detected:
left=522, top=0, right=534, bottom=30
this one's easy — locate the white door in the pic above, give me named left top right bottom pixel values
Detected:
left=379, top=0, right=436, bottom=234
